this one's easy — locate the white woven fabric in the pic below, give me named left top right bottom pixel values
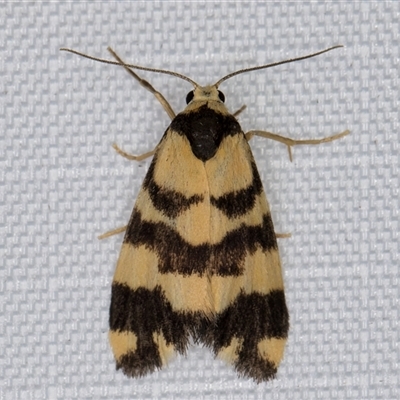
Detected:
left=1, top=2, right=399, bottom=399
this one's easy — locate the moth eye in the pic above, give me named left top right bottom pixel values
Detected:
left=186, top=91, right=194, bottom=104
left=217, top=90, right=225, bottom=102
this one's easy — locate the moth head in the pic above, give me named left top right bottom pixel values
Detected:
left=186, top=86, right=225, bottom=104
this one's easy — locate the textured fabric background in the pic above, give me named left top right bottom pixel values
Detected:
left=1, top=2, right=399, bottom=399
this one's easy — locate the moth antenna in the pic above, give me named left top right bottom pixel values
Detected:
left=60, top=47, right=199, bottom=87
left=214, top=45, right=343, bottom=87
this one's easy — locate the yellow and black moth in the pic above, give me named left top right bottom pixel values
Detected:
left=62, top=46, right=349, bottom=382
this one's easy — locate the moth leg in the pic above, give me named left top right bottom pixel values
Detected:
left=98, top=225, right=127, bottom=240
left=107, top=47, right=176, bottom=120
left=245, top=129, right=350, bottom=162
left=275, top=232, right=291, bottom=239
left=232, top=105, right=246, bottom=117
left=112, top=143, right=156, bottom=161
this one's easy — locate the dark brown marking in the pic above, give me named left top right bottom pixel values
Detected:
left=234, top=344, right=278, bottom=383
left=170, top=104, right=242, bottom=161
left=117, top=344, right=162, bottom=377
left=199, top=290, right=288, bottom=382
left=215, top=290, right=289, bottom=344
left=210, top=161, right=263, bottom=218
left=143, top=156, right=204, bottom=219
left=111, top=285, right=288, bottom=381
left=110, top=283, right=208, bottom=377
left=124, top=210, right=278, bottom=276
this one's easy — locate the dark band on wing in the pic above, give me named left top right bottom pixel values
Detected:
left=110, top=283, right=208, bottom=377
left=198, top=289, right=289, bottom=382
left=210, top=161, right=263, bottom=218
left=124, top=210, right=277, bottom=276
left=234, top=344, right=278, bottom=383
left=212, top=290, right=289, bottom=346
left=143, top=158, right=204, bottom=219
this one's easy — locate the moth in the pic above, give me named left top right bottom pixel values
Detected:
left=62, top=45, right=349, bottom=382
